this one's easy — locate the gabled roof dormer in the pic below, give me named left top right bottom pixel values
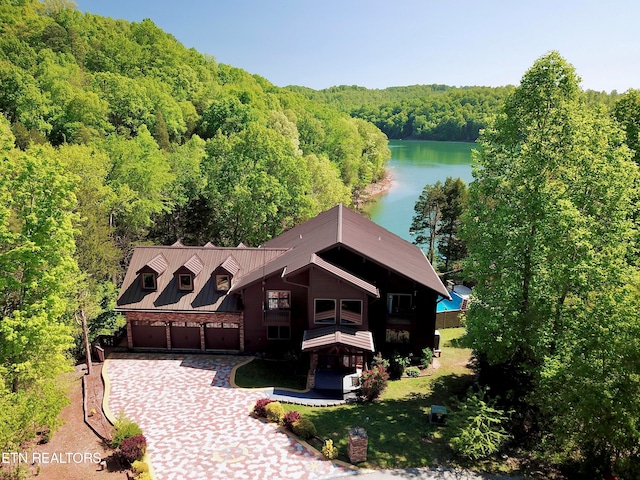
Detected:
left=173, top=254, right=204, bottom=291
left=136, top=253, right=169, bottom=291
left=213, top=255, right=240, bottom=292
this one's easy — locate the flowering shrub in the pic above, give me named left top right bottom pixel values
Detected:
left=119, top=434, right=147, bottom=464
left=358, top=365, right=389, bottom=401
left=253, top=398, right=274, bottom=417
left=265, top=401, right=285, bottom=424
left=283, top=410, right=301, bottom=431
left=292, top=418, right=317, bottom=440
left=322, top=439, right=338, bottom=459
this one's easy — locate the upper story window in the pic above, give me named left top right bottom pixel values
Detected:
left=387, top=293, right=412, bottom=315
left=141, top=272, right=157, bottom=290
left=178, top=273, right=193, bottom=291
left=216, top=274, right=230, bottom=292
left=267, top=290, right=290, bottom=310
left=314, top=298, right=336, bottom=324
left=340, top=299, right=362, bottom=325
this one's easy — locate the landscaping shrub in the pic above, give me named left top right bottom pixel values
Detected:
left=264, top=401, right=285, bottom=424
left=292, top=417, right=317, bottom=440
left=388, top=353, right=410, bottom=380
left=322, top=439, right=338, bottom=459
left=358, top=365, right=389, bottom=401
left=447, top=388, right=511, bottom=461
left=420, top=347, right=433, bottom=369
left=119, top=434, right=147, bottom=464
left=111, top=412, right=143, bottom=449
left=406, top=366, right=420, bottom=377
left=371, top=352, right=389, bottom=369
left=252, top=398, right=274, bottom=417
left=131, top=460, right=149, bottom=475
left=283, top=410, right=301, bottom=431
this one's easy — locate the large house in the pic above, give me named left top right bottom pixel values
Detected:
left=116, top=204, right=450, bottom=382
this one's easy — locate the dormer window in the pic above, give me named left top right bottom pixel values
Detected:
left=178, top=274, right=193, bottom=291
left=173, top=254, right=203, bottom=293
left=213, top=255, right=239, bottom=293
left=216, top=274, right=230, bottom=292
left=137, top=253, right=168, bottom=291
left=141, top=272, right=157, bottom=290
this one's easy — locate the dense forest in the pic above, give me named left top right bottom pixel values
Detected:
left=0, top=0, right=393, bottom=455
left=289, top=83, right=620, bottom=141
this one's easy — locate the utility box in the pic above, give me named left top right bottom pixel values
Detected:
left=348, top=427, right=368, bottom=463
left=429, top=405, right=447, bottom=425
left=433, top=330, right=441, bottom=356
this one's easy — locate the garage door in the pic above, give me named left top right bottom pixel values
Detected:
left=171, top=322, right=201, bottom=349
left=131, top=321, right=167, bottom=349
left=204, top=322, right=240, bottom=350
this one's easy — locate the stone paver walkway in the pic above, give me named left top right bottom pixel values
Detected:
left=105, top=353, right=358, bottom=480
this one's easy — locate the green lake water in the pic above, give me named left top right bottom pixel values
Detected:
left=367, top=140, right=476, bottom=242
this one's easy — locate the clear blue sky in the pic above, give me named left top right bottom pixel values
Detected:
left=74, top=0, right=639, bottom=93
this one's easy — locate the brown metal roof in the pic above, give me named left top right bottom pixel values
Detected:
left=219, top=255, right=241, bottom=277
left=302, top=254, right=379, bottom=297
left=301, top=326, right=374, bottom=352
left=118, top=246, right=287, bottom=312
left=232, top=204, right=450, bottom=298
left=137, top=253, right=169, bottom=276
left=181, top=254, right=204, bottom=276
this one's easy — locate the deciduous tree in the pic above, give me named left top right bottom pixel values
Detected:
left=460, top=52, right=639, bottom=472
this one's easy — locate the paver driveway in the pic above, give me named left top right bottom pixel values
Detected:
left=105, top=353, right=357, bottom=480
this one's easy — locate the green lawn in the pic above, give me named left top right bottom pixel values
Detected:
left=234, top=358, right=308, bottom=390
left=235, top=328, right=475, bottom=469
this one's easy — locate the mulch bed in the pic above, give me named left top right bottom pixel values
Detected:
left=83, top=362, right=114, bottom=441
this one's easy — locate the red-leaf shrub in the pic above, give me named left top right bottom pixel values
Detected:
left=253, top=398, right=274, bottom=417
left=283, top=410, right=301, bottom=431
left=119, top=434, right=147, bottom=464
left=358, top=365, right=389, bottom=401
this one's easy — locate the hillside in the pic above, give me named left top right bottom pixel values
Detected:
left=288, top=83, right=619, bottom=141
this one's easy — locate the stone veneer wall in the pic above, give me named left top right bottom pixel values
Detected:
left=124, top=311, right=244, bottom=352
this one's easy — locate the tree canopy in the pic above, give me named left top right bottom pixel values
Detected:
left=289, top=83, right=619, bottom=142
left=0, top=0, right=392, bottom=455
left=460, top=51, right=640, bottom=476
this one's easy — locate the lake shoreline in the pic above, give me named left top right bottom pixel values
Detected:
left=362, top=167, right=394, bottom=200
left=365, top=140, right=474, bottom=241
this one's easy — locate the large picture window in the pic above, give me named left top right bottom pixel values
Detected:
left=387, top=293, right=412, bottom=315
left=314, top=299, right=336, bottom=324
left=267, top=290, right=290, bottom=310
left=340, top=299, right=362, bottom=325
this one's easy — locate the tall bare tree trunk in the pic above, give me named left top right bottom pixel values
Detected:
left=81, top=308, right=92, bottom=376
